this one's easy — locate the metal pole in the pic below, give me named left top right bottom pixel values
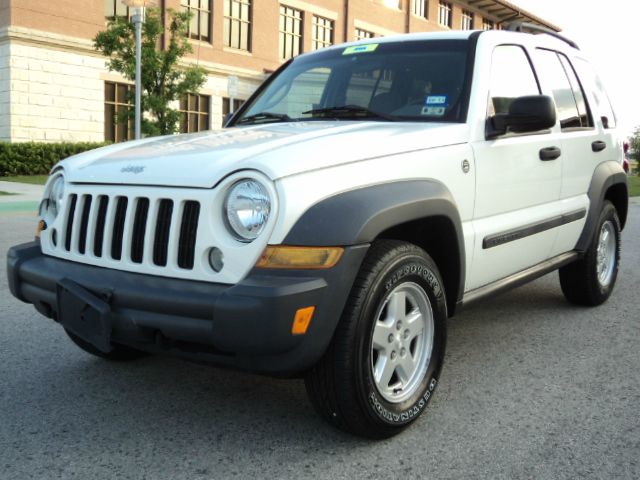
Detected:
left=133, top=8, right=144, bottom=140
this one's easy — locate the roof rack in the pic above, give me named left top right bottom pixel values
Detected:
left=505, top=21, right=580, bottom=50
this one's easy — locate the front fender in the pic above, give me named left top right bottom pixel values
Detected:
left=283, top=180, right=466, bottom=309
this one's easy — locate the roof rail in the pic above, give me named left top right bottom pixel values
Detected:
left=505, top=21, right=580, bottom=50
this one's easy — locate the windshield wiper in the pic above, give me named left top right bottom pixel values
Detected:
left=236, top=112, right=292, bottom=125
left=302, top=105, right=398, bottom=121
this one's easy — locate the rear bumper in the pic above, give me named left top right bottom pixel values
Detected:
left=7, top=241, right=368, bottom=376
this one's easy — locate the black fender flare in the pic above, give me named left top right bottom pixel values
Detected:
left=576, top=161, right=628, bottom=252
left=283, top=180, right=466, bottom=307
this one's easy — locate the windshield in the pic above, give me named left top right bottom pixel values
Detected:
left=232, top=39, right=472, bottom=125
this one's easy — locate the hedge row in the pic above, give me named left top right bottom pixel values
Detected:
left=0, top=142, right=110, bottom=176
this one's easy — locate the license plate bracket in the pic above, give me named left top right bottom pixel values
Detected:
left=56, top=279, right=112, bottom=353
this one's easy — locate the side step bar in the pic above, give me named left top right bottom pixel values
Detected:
left=460, top=251, right=579, bottom=309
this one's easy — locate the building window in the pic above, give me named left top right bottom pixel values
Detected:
left=279, top=6, right=303, bottom=60
left=179, top=93, right=210, bottom=133
left=483, top=19, right=495, bottom=30
left=461, top=10, right=474, bottom=30
left=438, top=1, right=452, bottom=28
left=222, top=97, right=245, bottom=125
left=224, top=0, right=252, bottom=51
left=312, top=15, right=334, bottom=50
left=104, top=81, right=134, bottom=143
left=355, top=28, right=374, bottom=41
left=181, top=0, right=211, bottom=41
left=412, top=0, right=428, bottom=18
left=104, top=0, right=128, bottom=18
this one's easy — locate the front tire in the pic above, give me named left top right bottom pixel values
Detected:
left=559, top=200, right=621, bottom=306
left=305, top=240, right=447, bottom=439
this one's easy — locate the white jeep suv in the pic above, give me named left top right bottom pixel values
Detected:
left=8, top=24, right=628, bottom=438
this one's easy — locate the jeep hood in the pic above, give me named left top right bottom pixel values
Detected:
left=62, top=121, right=468, bottom=188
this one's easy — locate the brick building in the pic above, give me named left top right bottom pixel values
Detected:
left=0, top=0, right=558, bottom=143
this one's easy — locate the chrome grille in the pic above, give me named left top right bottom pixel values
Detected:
left=61, top=193, right=201, bottom=271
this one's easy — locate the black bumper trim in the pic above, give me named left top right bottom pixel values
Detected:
left=7, top=242, right=369, bottom=375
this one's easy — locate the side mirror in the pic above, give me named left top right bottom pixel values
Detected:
left=487, top=95, right=556, bottom=139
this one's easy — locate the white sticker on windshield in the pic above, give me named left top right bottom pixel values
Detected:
left=421, top=106, right=446, bottom=116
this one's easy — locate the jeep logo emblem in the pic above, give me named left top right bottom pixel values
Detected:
left=121, top=165, right=145, bottom=174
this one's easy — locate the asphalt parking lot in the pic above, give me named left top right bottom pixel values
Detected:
left=1, top=200, right=638, bottom=480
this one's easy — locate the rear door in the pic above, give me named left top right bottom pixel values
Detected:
left=531, top=48, right=597, bottom=256
left=467, top=44, right=563, bottom=291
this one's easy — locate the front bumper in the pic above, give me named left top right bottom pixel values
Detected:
left=7, top=241, right=368, bottom=376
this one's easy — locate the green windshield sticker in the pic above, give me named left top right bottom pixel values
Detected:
left=343, top=44, right=379, bottom=55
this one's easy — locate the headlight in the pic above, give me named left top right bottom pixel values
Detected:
left=40, top=174, right=65, bottom=219
left=224, top=179, right=271, bottom=242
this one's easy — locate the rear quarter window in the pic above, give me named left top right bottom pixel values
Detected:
left=572, top=58, right=617, bottom=129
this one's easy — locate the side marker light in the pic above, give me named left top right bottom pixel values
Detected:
left=292, top=306, right=316, bottom=335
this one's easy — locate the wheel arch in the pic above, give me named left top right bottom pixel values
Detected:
left=283, top=180, right=466, bottom=316
left=377, top=216, right=461, bottom=317
left=576, top=161, right=628, bottom=252
left=604, top=183, right=628, bottom=229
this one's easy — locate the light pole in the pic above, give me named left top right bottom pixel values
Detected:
left=122, top=0, right=156, bottom=140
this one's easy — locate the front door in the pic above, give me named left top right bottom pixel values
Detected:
left=467, top=44, right=563, bottom=291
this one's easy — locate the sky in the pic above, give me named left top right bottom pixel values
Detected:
left=510, top=0, right=639, bottom=138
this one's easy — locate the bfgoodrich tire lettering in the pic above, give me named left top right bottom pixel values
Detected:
left=559, top=200, right=621, bottom=306
left=305, top=240, right=447, bottom=438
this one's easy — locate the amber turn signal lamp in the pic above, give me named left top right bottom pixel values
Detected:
left=256, top=246, right=344, bottom=269
left=292, top=306, right=315, bottom=335
left=36, top=219, right=47, bottom=238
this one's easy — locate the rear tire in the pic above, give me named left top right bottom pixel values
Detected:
left=305, top=240, right=447, bottom=439
left=559, top=200, right=621, bottom=306
left=65, top=330, right=148, bottom=361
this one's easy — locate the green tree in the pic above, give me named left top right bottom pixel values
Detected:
left=94, top=8, right=206, bottom=137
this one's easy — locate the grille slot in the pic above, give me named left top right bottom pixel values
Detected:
left=64, top=194, right=78, bottom=251
left=111, top=197, right=128, bottom=260
left=153, top=199, right=174, bottom=267
left=93, top=196, right=109, bottom=257
left=78, top=195, right=92, bottom=255
left=130, top=198, right=149, bottom=264
left=178, top=201, right=200, bottom=270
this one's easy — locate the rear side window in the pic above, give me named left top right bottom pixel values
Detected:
left=488, top=45, right=540, bottom=116
left=558, top=54, right=593, bottom=128
left=534, top=49, right=589, bottom=130
left=572, top=58, right=617, bottom=129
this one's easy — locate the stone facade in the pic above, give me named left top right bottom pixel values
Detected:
left=6, top=34, right=106, bottom=142
left=0, top=41, right=10, bottom=140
